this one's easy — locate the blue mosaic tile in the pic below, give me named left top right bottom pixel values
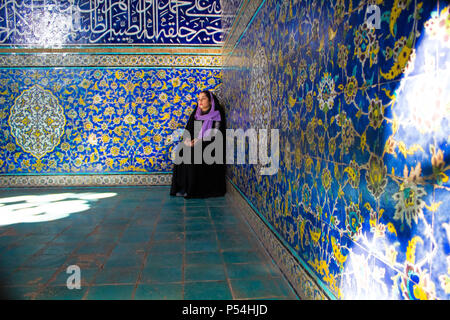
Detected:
left=222, top=0, right=448, bottom=300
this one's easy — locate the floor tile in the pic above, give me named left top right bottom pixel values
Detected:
left=35, top=285, right=88, bottom=300
left=39, top=243, right=80, bottom=256
left=110, top=243, right=146, bottom=256
left=154, top=224, right=184, bottom=233
left=184, top=281, right=232, bottom=300
left=75, top=242, right=115, bottom=255
left=219, top=238, right=256, bottom=251
left=184, top=208, right=209, bottom=218
left=134, top=283, right=183, bottom=300
left=185, top=264, right=226, bottom=282
left=119, top=233, right=151, bottom=243
left=48, top=267, right=99, bottom=287
left=185, top=231, right=216, bottom=242
left=64, top=254, right=108, bottom=270
left=222, top=250, right=265, bottom=264
left=186, top=251, right=222, bottom=265
left=185, top=240, right=219, bottom=253
left=102, top=253, right=145, bottom=269
left=140, top=266, right=182, bottom=284
left=7, top=268, right=58, bottom=287
left=152, top=231, right=184, bottom=242
left=145, top=252, right=183, bottom=268
left=148, top=241, right=184, bottom=254
left=21, top=254, right=69, bottom=269
left=185, top=222, right=214, bottom=232
left=230, top=278, right=288, bottom=299
left=93, top=267, right=140, bottom=285
left=0, top=285, right=40, bottom=300
left=86, top=285, right=135, bottom=300
left=226, top=263, right=273, bottom=279
left=0, top=186, right=297, bottom=300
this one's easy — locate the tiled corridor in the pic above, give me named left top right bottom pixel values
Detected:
left=0, top=186, right=298, bottom=300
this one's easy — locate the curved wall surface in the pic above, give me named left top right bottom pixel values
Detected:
left=221, top=0, right=450, bottom=300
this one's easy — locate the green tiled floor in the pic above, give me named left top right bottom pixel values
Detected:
left=0, top=186, right=298, bottom=300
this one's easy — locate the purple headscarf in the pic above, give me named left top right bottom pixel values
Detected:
left=194, top=91, right=222, bottom=139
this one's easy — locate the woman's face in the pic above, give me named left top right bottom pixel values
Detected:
left=197, top=92, right=211, bottom=112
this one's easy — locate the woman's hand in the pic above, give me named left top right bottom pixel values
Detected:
left=191, top=138, right=201, bottom=146
left=183, top=138, right=200, bottom=147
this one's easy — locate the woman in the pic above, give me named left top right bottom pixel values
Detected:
left=170, top=90, right=226, bottom=198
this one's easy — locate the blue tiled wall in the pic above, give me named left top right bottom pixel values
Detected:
left=222, top=0, right=450, bottom=299
left=1, top=67, right=221, bottom=174
left=0, top=0, right=223, bottom=45
left=0, top=0, right=223, bottom=176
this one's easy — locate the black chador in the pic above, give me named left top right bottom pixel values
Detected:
left=170, top=90, right=226, bottom=199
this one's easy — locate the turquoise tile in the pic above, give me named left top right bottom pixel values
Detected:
left=48, top=267, right=99, bottom=287
left=0, top=186, right=298, bottom=301
left=3, top=245, right=46, bottom=258
left=121, top=227, right=153, bottom=238
left=184, top=207, right=209, bottom=217
left=185, top=264, right=226, bottom=281
left=226, top=263, right=272, bottom=279
left=152, top=231, right=184, bottom=242
left=216, top=232, right=250, bottom=242
left=186, top=251, right=222, bottom=265
left=205, top=196, right=229, bottom=203
left=86, top=285, right=135, bottom=300
left=184, top=199, right=208, bottom=207
left=64, top=254, right=107, bottom=269
left=134, top=283, right=182, bottom=300
left=230, top=279, right=286, bottom=299
left=119, top=233, right=151, bottom=243
left=60, top=227, right=96, bottom=237
left=103, top=253, right=145, bottom=269
left=20, top=234, right=58, bottom=244
left=148, top=241, right=184, bottom=254
left=185, top=240, right=219, bottom=252
left=101, top=218, right=130, bottom=226
left=184, top=281, right=232, bottom=300
left=93, top=267, right=140, bottom=285
left=161, top=204, right=185, bottom=212
left=185, top=217, right=211, bottom=224
left=211, top=212, right=240, bottom=222
left=40, top=244, right=79, bottom=256
left=83, top=232, right=121, bottom=243
left=1, top=285, right=40, bottom=300
left=209, top=207, right=231, bottom=216
left=272, top=276, right=298, bottom=299
left=146, top=252, right=183, bottom=268
left=158, top=217, right=183, bottom=225
left=185, top=231, right=216, bottom=242
left=75, top=242, right=115, bottom=255
left=8, top=268, right=57, bottom=287
left=155, top=224, right=184, bottom=233
left=140, top=266, right=182, bottom=283
left=50, top=235, right=85, bottom=245
left=222, top=251, right=265, bottom=264
left=21, top=254, right=69, bottom=269
left=185, top=222, right=213, bottom=232
left=219, top=238, right=255, bottom=251
left=36, top=285, right=88, bottom=300
left=110, top=243, right=146, bottom=256
left=264, top=261, right=286, bottom=277
left=158, top=214, right=184, bottom=223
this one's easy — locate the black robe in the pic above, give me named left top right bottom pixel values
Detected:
left=170, top=105, right=226, bottom=198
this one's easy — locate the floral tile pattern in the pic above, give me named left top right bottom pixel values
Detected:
left=222, top=0, right=450, bottom=299
left=0, top=68, right=221, bottom=174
